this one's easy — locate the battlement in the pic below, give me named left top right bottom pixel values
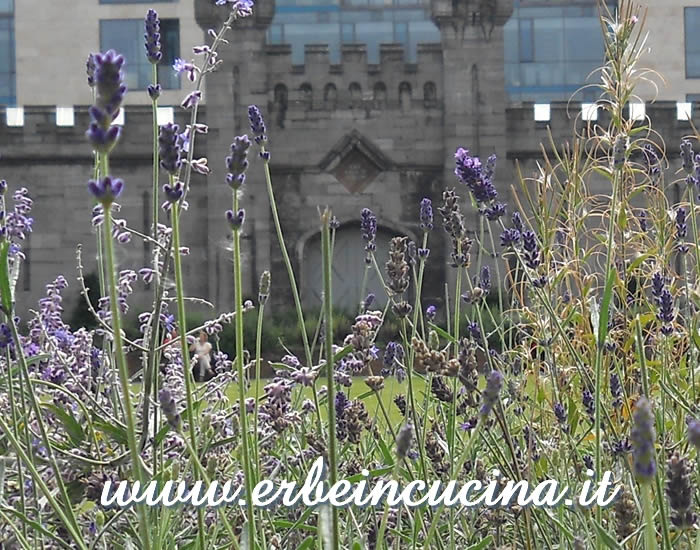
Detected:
left=263, top=42, right=443, bottom=115
left=506, top=100, right=697, bottom=157
left=0, top=105, right=202, bottom=161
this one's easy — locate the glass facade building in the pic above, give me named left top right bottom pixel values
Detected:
left=0, top=0, right=15, bottom=105
left=504, top=1, right=615, bottom=102
left=266, top=0, right=441, bottom=64
left=267, top=0, right=614, bottom=103
left=100, top=18, right=180, bottom=90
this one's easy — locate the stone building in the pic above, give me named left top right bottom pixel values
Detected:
left=0, top=0, right=699, bottom=321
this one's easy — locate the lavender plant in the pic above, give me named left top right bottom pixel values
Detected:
left=3, top=1, right=700, bottom=549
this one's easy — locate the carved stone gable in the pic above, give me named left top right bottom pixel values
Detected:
left=319, top=130, right=392, bottom=194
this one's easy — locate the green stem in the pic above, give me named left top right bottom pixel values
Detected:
left=101, top=199, right=152, bottom=550
left=641, top=483, right=658, bottom=550
left=170, top=199, right=207, bottom=550
left=320, top=209, right=340, bottom=550
left=231, top=189, right=257, bottom=547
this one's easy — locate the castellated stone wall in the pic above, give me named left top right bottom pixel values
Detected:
left=1, top=100, right=695, bottom=322
left=1, top=0, right=698, bottom=322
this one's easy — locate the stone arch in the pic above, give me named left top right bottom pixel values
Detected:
left=399, top=81, right=412, bottom=112
left=373, top=81, right=387, bottom=109
left=300, top=82, right=313, bottom=111
left=298, top=219, right=417, bottom=311
left=324, top=83, right=337, bottom=110
left=423, top=81, right=437, bottom=108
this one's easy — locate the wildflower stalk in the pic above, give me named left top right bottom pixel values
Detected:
left=148, top=61, right=161, bottom=470
left=260, top=150, right=322, bottom=437
left=253, top=294, right=265, bottom=476
left=231, top=186, right=257, bottom=547
left=320, top=207, right=340, bottom=550
left=593, top=163, right=619, bottom=547
left=169, top=196, right=207, bottom=550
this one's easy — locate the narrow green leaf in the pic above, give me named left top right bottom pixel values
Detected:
left=0, top=241, right=12, bottom=313
left=592, top=518, right=623, bottom=550
left=466, top=535, right=494, bottom=550
left=42, top=403, right=84, bottom=447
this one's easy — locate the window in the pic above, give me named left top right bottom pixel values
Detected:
left=686, top=8, right=700, bottom=78
left=267, top=0, right=439, bottom=64
left=0, top=0, right=14, bottom=105
left=504, top=1, right=615, bottom=103
left=100, top=19, right=180, bottom=90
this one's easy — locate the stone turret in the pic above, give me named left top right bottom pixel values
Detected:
left=195, top=0, right=276, bottom=307
left=431, top=0, right=513, bottom=200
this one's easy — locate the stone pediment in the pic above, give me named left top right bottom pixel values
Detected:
left=319, top=130, right=392, bottom=193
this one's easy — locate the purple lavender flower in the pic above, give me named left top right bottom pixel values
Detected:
left=454, top=148, right=498, bottom=203
left=147, top=84, right=161, bottom=101
left=583, top=454, right=594, bottom=471
left=86, top=50, right=126, bottom=153
left=419, top=198, right=433, bottom=231
left=479, top=370, right=503, bottom=418
left=225, top=135, right=251, bottom=189
left=360, top=208, right=377, bottom=255
left=666, top=453, right=696, bottom=529
left=479, top=266, right=491, bottom=292
left=631, top=397, right=656, bottom=482
left=173, top=58, right=197, bottom=82
left=247, top=105, right=267, bottom=145
left=87, top=176, right=124, bottom=206
left=512, top=212, right=524, bottom=232
left=681, top=139, right=695, bottom=175
left=656, top=288, right=675, bottom=334
left=335, top=390, right=349, bottom=419
left=582, top=388, right=595, bottom=423
left=226, top=209, right=245, bottom=230
left=163, top=181, right=183, bottom=204
left=651, top=272, right=666, bottom=301
left=467, top=321, right=481, bottom=341
left=158, top=123, right=183, bottom=175
left=425, top=305, right=437, bottom=322
left=181, top=90, right=202, bottom=110
left=553, top=402, right=568, bottom=430
left=522, top=230, right=541, bottom=269
left=86, top=54, right=96, bottom=88
left=483, top=202, right=506, bottom=221
left=610, top=372, right=622, bottom=409
left=500, top=228, right=521, bottom=248
left=215, top=0, right=255, bottom=17
left=676, top=207, right=689, bottom=253
left=144, top=9, right=162, bottom=64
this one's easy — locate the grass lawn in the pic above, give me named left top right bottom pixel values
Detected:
left=222, top=376, right=428, bottom=428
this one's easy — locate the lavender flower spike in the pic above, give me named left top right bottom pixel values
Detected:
left=247, top=105, right=267, bottom=145
left=360, top=208, right=377, bottom=254
left=419, top=198, right=433, bottom=231
left=631, top=397, right=656, bottom=483
left=225, top=135, right=251, bottom=189
left=158, top=123, right=183, bottom=175
left=479, top=370, right=503, bottom=418
left=144, top=9, right=162, bottom=64
left=85, top=50, right=126, bottom=153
